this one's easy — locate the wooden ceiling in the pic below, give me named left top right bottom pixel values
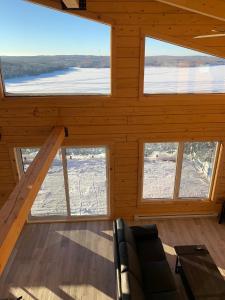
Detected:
left=26, top=0, right=225, bottom=59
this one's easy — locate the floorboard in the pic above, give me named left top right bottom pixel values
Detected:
left=0, top=217, right=224, bottom=299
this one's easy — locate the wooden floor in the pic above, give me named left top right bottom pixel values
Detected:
left=0, top=218, right=224, bottom=300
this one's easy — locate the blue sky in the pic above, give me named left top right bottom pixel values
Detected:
left=0, top=0, right=110, bottom=56
left=0, top=0, right=207, bottom=57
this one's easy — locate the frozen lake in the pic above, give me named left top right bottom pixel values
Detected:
left=144, top=65, right=225, bottom=93
left=5, top=67, right=111, bottom=95
left=4, top=65, right=225, bottom=95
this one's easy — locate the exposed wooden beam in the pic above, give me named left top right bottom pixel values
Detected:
left=0, top=126, right=65, bottom=274
left=155, top=0, right=225, bottom=22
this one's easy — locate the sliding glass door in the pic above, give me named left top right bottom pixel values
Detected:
left=17, top=146, right=109, bottom=221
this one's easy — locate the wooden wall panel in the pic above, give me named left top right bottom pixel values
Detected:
left=0, top=0, right=225, bottom=219
left=0, top=144, right=16, bottom=208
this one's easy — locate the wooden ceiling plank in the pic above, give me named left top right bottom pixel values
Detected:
left=0, top=126, right=65, bottom=274
left=155, top=0, right=225, bottom=22
left=26, top=0, right=114, bottom=24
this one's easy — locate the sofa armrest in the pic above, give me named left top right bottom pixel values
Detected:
left=130, top=224, right=158, bottom=241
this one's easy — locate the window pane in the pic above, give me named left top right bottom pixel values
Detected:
left=144, top=37, right=225, bottom=94
left=0, top=0, right=110, bottom=95
left=21, top=148, right=39, bottom=172
left=143, top=143, right=178, bottom=199
left=66, top=147, right=108, bottom=216
left=21, top=148, right=67, bottom=217
left=179, top=142, right=217, bottom=198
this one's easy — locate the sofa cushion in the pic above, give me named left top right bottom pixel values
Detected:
left=142, top=261, right=177, bottom=294
left=116, top=218, right=136, bottom=250
left=136, top=238, right=166, bottom=263
left=131, top=224, right=158, bottom=240
left=119, top=242, right=142, bottom=283
left=121, top=271, right=145, bottom=300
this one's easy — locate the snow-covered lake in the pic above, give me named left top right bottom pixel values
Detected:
left=144, top=65, right=225, bottom=93
left=5, top=67, right=111, bottom=95
left=4, top=65, right=225, bottom=95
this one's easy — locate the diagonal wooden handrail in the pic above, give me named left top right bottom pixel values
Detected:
left=0, top=126, right=65, bottom=274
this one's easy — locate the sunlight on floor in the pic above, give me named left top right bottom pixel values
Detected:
left=60, top=284, right=114, bottom=300
left=57, top=229, right=113, bottom=262
left=11, top=286, right=58, bottom=300
left=218, top=267, right=225, bottom=278
left=163, top=243, right=176, bottom=256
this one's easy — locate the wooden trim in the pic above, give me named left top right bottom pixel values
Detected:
left=138, top=141, right=145, bottom=205
left=173, top=142, right=184, bottom=199
left=0, top=126, right=65, bottom=274
left=209, top=142, right=224, bottom=201
left=106, top=145, right=112, bottom=218
left=7, top=147, right=20, bottom=184
left=207, top=142, right=220, bottom=200
left=61, top=148, right=71, bottom=216
left=111, top=26, right=116, bottom=97
left=27, top=214, right=111, bottom=224
left=155, top=0, right=225, bottom=22
left=138, top=30, right=145, bottom=98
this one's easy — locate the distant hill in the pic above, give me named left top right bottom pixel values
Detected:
left=145, top=55, right=225, bottom=68
left=1, top=55, right=225, bottom=79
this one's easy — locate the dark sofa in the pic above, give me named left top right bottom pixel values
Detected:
left=113, top=218, right=180, bottom=300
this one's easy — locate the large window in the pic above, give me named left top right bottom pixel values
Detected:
left=144, top=37, right=225, bottom=94
left=18, top=146, right=109, bottom=220
left=0, top=0, right=111, bottom=95
left=142, top=142, right=219, bottom=200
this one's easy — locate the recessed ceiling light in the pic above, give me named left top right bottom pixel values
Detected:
left=61, top=0, right=86, bottom=10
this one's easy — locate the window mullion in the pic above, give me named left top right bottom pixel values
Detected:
left=61, top=148, right=71, bottom=216
left=173, top=142, right=184, bottom=200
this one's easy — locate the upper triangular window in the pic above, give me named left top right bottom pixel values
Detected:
left=144, top=37, right=225, bottom=94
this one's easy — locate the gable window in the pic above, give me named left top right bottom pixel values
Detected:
left=144, top=37, right=225, bottom=94
left=0, top=0, right=111, bottom=96
left=142, top=142, right=219, bottom=201
left=17, top=146, right=109, bottom=220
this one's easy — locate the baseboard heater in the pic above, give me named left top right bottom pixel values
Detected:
left=134, top=212, right=218, bottom=221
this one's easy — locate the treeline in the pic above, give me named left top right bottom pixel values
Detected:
left=1, top=55, right=225, bottom=79
left=0, top=55, right=110, bottom=79
left=145, top=55, right=225, bottom=68
left=145, top=142, right=216, bottom=163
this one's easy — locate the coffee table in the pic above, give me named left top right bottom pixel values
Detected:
left=175, top=245, right=225, bottom=300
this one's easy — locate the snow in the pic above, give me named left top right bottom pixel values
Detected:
left=143, top=158, right=210, bottom=199
left=5, top=67, right=111, bottom=95
left=144, top=65, right=225, bottom=93
left=4, top=65, right=225, bottom=95
left=22, top=150, right=108, bottom=217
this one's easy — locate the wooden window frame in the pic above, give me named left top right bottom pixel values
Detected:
left=0, top=17, right=113, bottom=99
left=139, top=33, right=225, bottom=100
left=138, top=140, right=221, bottom=204
left=16, top=145, right=111, bottom=223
